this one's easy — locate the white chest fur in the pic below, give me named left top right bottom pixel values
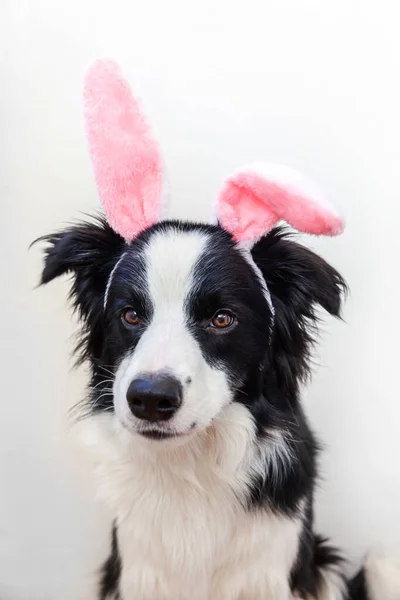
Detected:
left=79, top=405, right=302, bottom=600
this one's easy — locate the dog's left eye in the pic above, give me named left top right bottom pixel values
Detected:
left=209, top=310, right=236, bottom=330
left=122, top=308, right=140, bottom=326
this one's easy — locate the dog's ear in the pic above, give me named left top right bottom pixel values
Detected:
left=252, top=227, right=347, bottom=395
left=36, top=217, right=126, bottom=362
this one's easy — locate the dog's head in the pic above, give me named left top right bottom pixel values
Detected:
left=37, top=60, right=346, bottom=442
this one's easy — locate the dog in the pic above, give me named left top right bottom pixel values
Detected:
left=36, top=60, right=399, bottom=600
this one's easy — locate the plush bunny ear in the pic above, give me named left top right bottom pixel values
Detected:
left=84, top=59, right=163, bottom=241
left=216, top=163, right=344, bottom=244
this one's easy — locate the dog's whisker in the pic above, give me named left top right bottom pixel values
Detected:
left=91, top=378, right=114, bottom=389
left=87, top=388, right=111, bottom=398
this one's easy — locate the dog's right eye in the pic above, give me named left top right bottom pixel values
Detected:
left=209, top=310, right=236, bottom=330
left=122, top=308, right=140, bottom=326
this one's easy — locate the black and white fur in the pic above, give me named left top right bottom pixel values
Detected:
left=38, top=218, right=399, bottom=600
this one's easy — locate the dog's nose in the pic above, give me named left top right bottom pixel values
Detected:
left=126, top=374, right=182, bottom=422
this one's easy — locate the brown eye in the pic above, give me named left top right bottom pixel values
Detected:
left=122, top=308, right=140, bottom=325
left=210, top=310, right=235, bottom=329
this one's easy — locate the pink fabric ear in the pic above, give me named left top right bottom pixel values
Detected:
left=84, top=59, right=163, bottom=241
left=217, top=163, right=344, bottom=243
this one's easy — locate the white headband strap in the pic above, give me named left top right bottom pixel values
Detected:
left=237, top=245, right=275, bottom=331
left=103, top=252, right=127, bottom=309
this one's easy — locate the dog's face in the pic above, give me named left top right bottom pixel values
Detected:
left=39, top=218, right=345, bottom=443
left=105, top=222, right=271, bottom=439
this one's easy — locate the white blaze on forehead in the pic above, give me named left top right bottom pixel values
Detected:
left=144, top=227, right=209, bottom=310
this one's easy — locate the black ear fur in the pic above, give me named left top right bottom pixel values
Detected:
left=35, top=216, right=126, bottom=364
left=252, top=227, right=347, bottom=396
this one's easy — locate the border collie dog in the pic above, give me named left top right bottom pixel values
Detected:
left=37, top=60, right=398, bottom=600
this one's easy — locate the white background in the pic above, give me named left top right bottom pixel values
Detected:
left=1, top=1, right=400, bottom=598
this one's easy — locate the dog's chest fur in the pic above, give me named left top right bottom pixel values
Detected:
left=81, top=405, right=302, bottom=600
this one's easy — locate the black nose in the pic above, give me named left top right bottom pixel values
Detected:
left=126, top=374, right=182, bottom=422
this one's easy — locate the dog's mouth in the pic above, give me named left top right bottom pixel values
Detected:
left=137, top=423, right=197, bottom=441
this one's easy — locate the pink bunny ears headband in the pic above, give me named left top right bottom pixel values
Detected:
left=83, top=59, right=344, bottom=248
